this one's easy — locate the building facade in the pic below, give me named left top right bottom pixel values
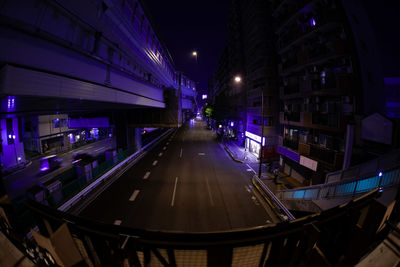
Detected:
left=213, top=0, right=400, bottom=185
left=212, top=0, right=280, bottom=161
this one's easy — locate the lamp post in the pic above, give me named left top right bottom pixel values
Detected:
left=258, top=90, right=265, bottom=179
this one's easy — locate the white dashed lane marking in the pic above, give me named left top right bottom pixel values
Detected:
left=171, top=177, right=178, bottom=207
left=153, top=160, right=158, bottom=166
left=143, top=172, right=150, bottom=179
left=129, top=190, right=140, bottom=201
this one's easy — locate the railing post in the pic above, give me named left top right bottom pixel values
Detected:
left=378, top=173, right=383, bottom=188
left=352, top=180, right=358, bottom=197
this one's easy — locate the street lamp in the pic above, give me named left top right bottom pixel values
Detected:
left=258, top=90, right=265, bottom=179
left=192, top=51, right=198, bottom=64
left=234, top=75, right=242, bottom=83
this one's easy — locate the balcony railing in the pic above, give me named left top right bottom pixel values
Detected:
left=283, top=138, right=299, bottom=151
left=277, top=167, right=400, bottom=201
left=284, top=112, right=301, bottom=122
left=312, top=112, right=339, bottom=128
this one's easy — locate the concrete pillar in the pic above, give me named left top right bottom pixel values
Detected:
left=134, top=128, right=142, bottom=151
left=114, top=113, right=142, bottom=152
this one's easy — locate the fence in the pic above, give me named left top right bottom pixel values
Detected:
left=0, top=188, right=390, bottom=266
left=325, top=150, right=400, bottom=184
left=277, top=167, right=400, bottom=200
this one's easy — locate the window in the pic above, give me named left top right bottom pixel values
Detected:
left=264, top=117, right=273, bottom=126
left=53, top=119, right=67, bottom=128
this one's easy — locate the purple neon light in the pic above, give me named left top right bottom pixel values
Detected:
left=277, top=145, right=300, bottom=162
left=310, top=17, right=316, bottom=27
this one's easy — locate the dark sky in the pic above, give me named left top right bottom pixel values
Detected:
left=143, top=0, right=231, bottom=103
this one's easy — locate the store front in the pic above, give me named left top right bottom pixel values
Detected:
left=245, top=131, right=265, bottom=157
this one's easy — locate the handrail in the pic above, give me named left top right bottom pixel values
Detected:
left=325, top=150, right=400, bottom=184
left=253, top=175, right=295, bottom=220
left=27, top=189, right=379, bottom=246
left=277, top=166, right=400, bottom=200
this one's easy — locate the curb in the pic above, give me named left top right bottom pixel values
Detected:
left=224, top=146, right=244, bottom=163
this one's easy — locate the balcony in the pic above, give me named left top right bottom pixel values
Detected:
left=312, top=112, right=340, bottom=128
left=283, top=138, right=299, bottom=151
left=298, top=142, right=310, bottom=156
left=284, top=112, right=300, bottom=122
left=280, top=112, right=312, bottom=127
left=309, top=144, right=344, bottom=168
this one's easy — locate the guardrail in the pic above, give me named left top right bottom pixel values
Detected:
left=325, top=150, right=400, bottom=184
left=0, top=188, right=387, bottom=266
left=252, top=175, right=295, bottom=220
left=277, top=167, right=400, bottom=200
left=58, top=128, right=175, bottom=212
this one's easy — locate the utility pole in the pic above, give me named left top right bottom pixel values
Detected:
left=258, top=90, right=264, bottom=178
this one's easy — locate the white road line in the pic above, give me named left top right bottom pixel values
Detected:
left=179, top=148, right=183, bottom=158
left=113, top=220, right=122, bottom=225
left=171, top=177, right=178, bottom=207
left=246, top=164, right=256, bottom=174
left=143, top=171, right=151, bottom=179
left=163, top=146, right=167, bottom=150
left=94, top=147, right=105, bottom=152
left=152, top=160, right=158, bottom=166
left=158, top=152, right=163, bottom=157
left=198, top=152, right=205, bottom=156
left=205, top=177, right=214, bottom=206
left=129, top=190, right=140, bottom=201
left=167, top=142, right=169, bottom=145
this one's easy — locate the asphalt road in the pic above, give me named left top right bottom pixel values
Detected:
left=79, top=119, right=275, bottom=232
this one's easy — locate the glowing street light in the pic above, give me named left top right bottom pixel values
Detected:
left=234, top=76, right=242, bottom=83
left=192, top=51, right=198, bottom=64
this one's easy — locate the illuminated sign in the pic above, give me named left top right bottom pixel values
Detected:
left=202, top=94, right=208, bottom=99
left=245, top=131, right=265, bottom=145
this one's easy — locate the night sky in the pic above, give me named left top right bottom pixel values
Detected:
left=143, top=0, right=231, bottom=105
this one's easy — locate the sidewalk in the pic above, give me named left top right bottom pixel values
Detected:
left=223, top=140, right=304, bottom=194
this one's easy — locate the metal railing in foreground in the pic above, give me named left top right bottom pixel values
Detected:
left=0, top=189, right=393, bottom=266
left=277, top=167, right=400, bottom=200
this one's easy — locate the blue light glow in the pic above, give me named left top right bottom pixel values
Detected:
left=310, top=17, right=316, bottom=27
left=379, top=171, right=383, bottom=177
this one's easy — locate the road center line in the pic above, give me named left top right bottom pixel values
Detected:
left=205, top=177, right=214, bottom=206
left=171, top=177, right=178, bottom=207
left=152, top=160, right=158, bottom=166
left=113, top=220, right=122, bottom=225
left=166, top=142, right=169, bottom=145
left=163, top=146, right=167, bottom=150
left=129, top=190, right=140, bottom=201
left=94, top=147, right=105, bottom=152
left=179, top=148, right=183, bottom=158
left=158, top=152, right=163, bottom=157
left=143, top=171, right=150, bottom=179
